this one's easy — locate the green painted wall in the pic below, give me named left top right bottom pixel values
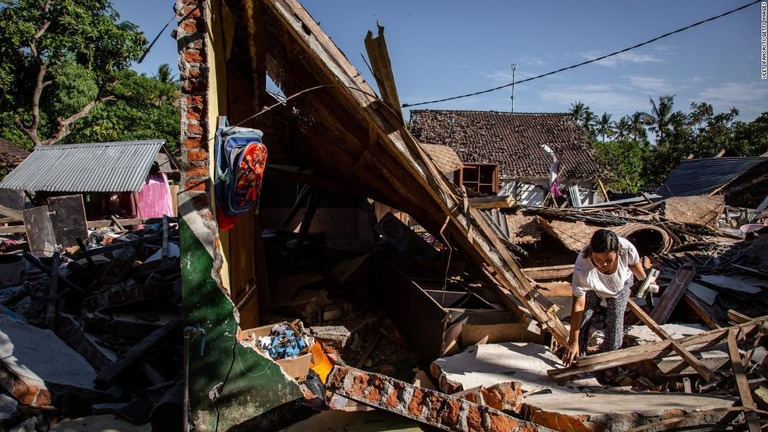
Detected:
left=181, top=219, right=302, bottom=431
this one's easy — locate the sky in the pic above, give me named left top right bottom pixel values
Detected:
left=112, top=0, right=768, bottom=123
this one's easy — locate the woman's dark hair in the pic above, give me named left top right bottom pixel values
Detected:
left=584, top=229, right=619, bottom=257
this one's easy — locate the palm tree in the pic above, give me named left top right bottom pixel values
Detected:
left=582, top=109, right=597, bottom=140
left=642, top=95, right=675, bottom=145
left=615, top=116, right=632, bottom=140
left=154, top=64, right=177, bottom=84
left=570, top=101, right=586, bottom=124
left=596, top=112, right=615, bottom=142
left=629, top=112, right=650, bottom=144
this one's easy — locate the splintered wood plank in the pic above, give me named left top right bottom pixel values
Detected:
left=23, top=205, right=56, bottom=257
left=682, top=292, right=721, bottom=330
left=627, top=300, right=714, bottom=381
left=726, top=329, right=761, bottom=432
left=48, top=195, right=88, bottom=252
left=95, top=318, right=181, bottom=387
left=548, top=316, right=768, bottom=381
left=364, top=24, right=403, bottom=122
left=650, top=263, right=696, bottom=324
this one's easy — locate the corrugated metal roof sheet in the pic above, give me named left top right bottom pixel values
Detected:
left=0, top=140, right=166, bottom=192
left=655, top=157, right=768, bottom=197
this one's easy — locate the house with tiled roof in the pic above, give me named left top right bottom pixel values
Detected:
left=0, top=138, right=30, bottom=170
left=409, top=110, right=610, bottom=206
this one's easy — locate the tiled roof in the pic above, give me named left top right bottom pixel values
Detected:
left=0, top=138, right=30, bottom=167
left=409, top=110, right=608, bottom=181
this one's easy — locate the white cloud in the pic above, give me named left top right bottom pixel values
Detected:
left=537, top=84, right=645, bottom=115
left=578, top=50, right=665, bottom=68
left=696, top=82, right=768, bottom=121
left=626, top=75, right=674, bottom=94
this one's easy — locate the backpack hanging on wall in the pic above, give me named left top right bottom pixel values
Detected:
left=214, top=116, right=268, bottom=229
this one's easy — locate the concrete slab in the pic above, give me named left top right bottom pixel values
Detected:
left=523, top=390, right=733, bottom=432
left=0, top=315, right=96, bottom=406
left=432, top=341, right=735, bottom=431
left=278, top=409, right=423, bottom=432
left=431, top=342, right=600, bottom=396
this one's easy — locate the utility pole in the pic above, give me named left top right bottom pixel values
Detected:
left=510, top=63, right=517, bottom=113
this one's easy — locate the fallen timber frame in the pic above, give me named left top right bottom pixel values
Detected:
left=548, top=314, right=768, bottom=381
left=264, top=0, right=569, bottom=345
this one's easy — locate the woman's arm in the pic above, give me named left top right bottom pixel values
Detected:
left=563, top=295, right=586, bottom=366
left=629, top=260, right=647, bottom=281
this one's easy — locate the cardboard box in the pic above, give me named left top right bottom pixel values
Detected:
left=240, top=324, right=312, bottom=380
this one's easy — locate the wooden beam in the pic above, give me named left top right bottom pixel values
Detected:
left=626, top=300, right=714, bottom=381
left=468, top=195, right=516, bottom=209
left=266, top=0, right=570, bottom=345
left=682, top=292, right=721, bottom=330
left=649, top=263, right=696, bottom=324
left=363, top=24, right=403, bottom=124
left=727, top=328, right=761, bottom=432
left=548, top=315, right=768, bottom=381
left=522, top=264, right=574, bottom=281
left=95, top=318, right=182, bottom=387
left=0, top=204, right=23, bottom=221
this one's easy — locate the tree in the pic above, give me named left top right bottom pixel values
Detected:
left=154, top=63, right=177, bottom=85
left=642, top=95, right=676, bottom=145
left=0, top=0, right=147, bottom=147
left=733, top=112, right=768, bottom=156
left=66, top=69, right=180, bottom=151
left=569, top=101, right=596, bottom=140
left=596, top=112, right=615, bottom=142
left=615, top=116, right=631, bottom=140
left=593, top=139, right=649, bottom=194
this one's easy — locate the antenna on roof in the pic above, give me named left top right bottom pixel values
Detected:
left=510, top=64, right=517, bottom=113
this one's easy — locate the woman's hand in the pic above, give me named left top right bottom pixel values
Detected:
left=562, top=340, right=580, bottom=367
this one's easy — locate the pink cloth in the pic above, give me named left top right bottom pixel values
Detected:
left=135, top=173, right=175, bottom=218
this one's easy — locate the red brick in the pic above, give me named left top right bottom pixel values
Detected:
left=186, top=108, right=202, bottom=122
left=440, top=398, right=462, bottom=426
left=184, top=49, right=204, bottom=64
left=466, top=404, right=483, bottom=431
left=186, top=122, right=204, bottom=136
left=179, top=4, right=202, bottom=18
left=407, top=387, right=424, bottom=417
left=184, top=138, right=201, bottom=149
left=187, top=149, right=208, bottom=162
left=364, top=375, right=383, bottom=404
left=185, top=165, right=208, bottom=178
left=186, top=94, right=204, bottom=108
left=181, top=18, right=203, bottom=34
left=183, top=180, right=207, bottom=193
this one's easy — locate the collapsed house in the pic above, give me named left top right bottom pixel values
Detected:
left=656, top=156, right=768, bottom=221
left=169, top=0, right=768, bottom=431
left=410, top=110, right=610, bottom=206
left=2, top=0, right=767, bottom=431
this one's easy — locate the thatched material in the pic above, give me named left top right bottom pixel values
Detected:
left=662, top=195, right=724, bottom=228
left=419, top=143, right=463, bottom=175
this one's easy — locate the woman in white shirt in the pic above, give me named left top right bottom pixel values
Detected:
left=562, top=229, right=650, bottom=366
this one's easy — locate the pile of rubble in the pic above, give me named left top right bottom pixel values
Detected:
left=0, top=217, right=181, bottom=431
left=253, top=195, right=768, bottom=431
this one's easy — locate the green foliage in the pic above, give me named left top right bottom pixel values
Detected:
left=593, top=139, right=649, bottom=194
left=0, top=0, right=147, bottom=145
left=66, top=68, right=180, bottom=151
left=574, top=96, right=768, bottom=190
